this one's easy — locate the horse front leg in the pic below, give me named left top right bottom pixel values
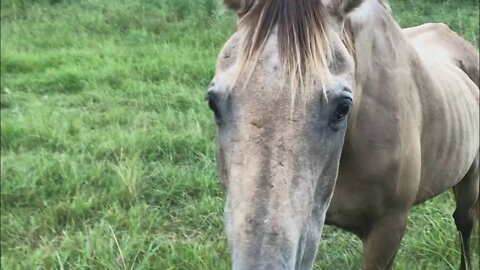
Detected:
left=361, top=212, right=408, bottom=270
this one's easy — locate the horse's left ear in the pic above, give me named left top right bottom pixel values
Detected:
left=342, top=0, right=364, bottom=15
left=323, top=0, right=364, bottom=19
left=224, top=0, right=254, bottom=17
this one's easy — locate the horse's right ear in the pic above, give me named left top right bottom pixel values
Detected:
left=224, top=0, right=254, bottom=17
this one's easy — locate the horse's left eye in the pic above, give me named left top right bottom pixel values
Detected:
left=329, top=97, right=352, bottom=130
left=335, top=100, right=351, bottom=121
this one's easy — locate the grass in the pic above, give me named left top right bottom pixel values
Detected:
left=1, top=0, right=478, bottom=269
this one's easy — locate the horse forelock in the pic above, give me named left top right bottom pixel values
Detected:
left=230, top=0, right=335, bottom=99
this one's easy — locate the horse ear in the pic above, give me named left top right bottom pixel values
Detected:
left=323, top=0, right=364, bottom=18
left=224, top=0, right=254, bottom=17
left=341, top=0, right=364, bottom=15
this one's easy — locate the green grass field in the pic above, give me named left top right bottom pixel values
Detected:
left=1, top=0, right=479, bottom=269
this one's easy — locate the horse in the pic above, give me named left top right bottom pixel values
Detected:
left=206, top=0, right=479, bottom=269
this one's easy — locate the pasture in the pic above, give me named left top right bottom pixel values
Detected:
left=1, top=0, right=479, bottom=269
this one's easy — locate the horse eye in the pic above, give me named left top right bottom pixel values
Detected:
left=329, top=97, right=352, bottom=130
left=206, top=92, right=221, bottom=121
left=335, top=100, right=351, bottom=121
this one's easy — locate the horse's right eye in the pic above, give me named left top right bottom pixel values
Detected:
left=206, top=92, right=221, bottom=123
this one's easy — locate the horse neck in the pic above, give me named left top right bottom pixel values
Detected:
left=349, top=0, right=415, bottom=90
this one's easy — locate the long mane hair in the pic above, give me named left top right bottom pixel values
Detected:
left=231, top=0, right=335, bottom=99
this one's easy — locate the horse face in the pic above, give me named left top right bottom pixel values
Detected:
left=208, top=1, right=360, bottom=269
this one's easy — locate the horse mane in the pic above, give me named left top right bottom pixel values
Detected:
left=232, top=0, right=333, bottom=98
